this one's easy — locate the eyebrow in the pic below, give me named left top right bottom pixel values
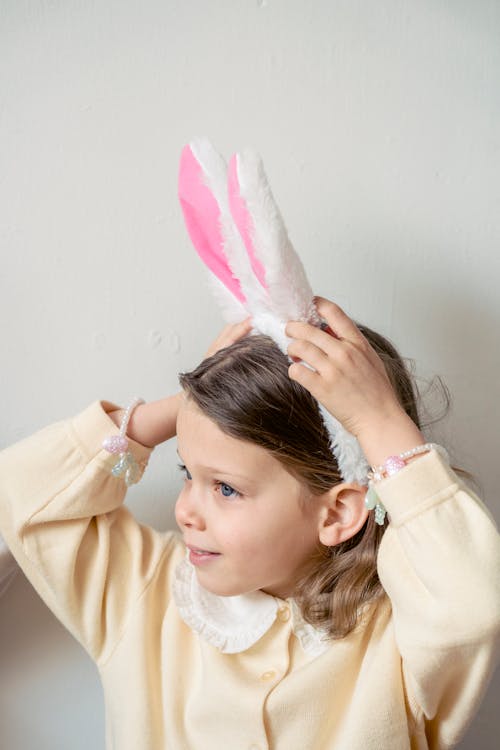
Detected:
left=176, top=449, right=258, bottom=487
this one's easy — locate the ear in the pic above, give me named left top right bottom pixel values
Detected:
left=228, top=149, right=319, bottom=325
left=178, top=139, right=247, bottom=306
left=179, top=138, right=270, bottom=323
left=227, top=152, right=267, bottom=289
left=317, top=483, right=369, bottom=547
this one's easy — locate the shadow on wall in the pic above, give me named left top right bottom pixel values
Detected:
left=0, top=571, right=105, bottom=750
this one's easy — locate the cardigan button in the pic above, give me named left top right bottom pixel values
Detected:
left=260, top=670, right=277, bottom=681
left=277, top=605, right=290, bottom=622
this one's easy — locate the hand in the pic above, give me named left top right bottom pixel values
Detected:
left=204, top=317, right=252, bottom=359
left=108, top=319, right=252, bottom=449
left=286, top=297, right=410, bottom=443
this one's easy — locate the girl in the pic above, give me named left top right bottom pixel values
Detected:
left=0, top=303, right=499, bottom=749
left=1, top=140, right=499, bottom=749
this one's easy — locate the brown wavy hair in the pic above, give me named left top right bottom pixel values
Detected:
left=179, top=330, right=469, bottom=639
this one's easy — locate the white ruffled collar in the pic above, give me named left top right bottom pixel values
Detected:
left=173, top=555, right=330, bottom=657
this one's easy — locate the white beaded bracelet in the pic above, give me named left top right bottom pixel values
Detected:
left=102, top=397, right=145, bottom=486
left=365, top=443, right=449, bottom=525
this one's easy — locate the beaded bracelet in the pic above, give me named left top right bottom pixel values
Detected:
left=102, top=397, right=145, bottom=486
left=365, top=443, right=449, bottom=525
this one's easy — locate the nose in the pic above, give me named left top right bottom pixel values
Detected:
left=175, top=485, right=207, bottom=531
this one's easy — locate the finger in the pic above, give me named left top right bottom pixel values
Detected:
left=228, top=317, right=252, bottom=342
left=205, top=318, right=252, bottom=357
left=221, top=317, right=252, bottom=342
left=286, top=320, right=341, bottom=356
left=287, top=339, right=329, bottom=372
left=313, top=297, right=364, bottom=342
left=288, top=361, right=324, bottom=400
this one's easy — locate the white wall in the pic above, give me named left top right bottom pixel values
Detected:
left=1, top=1, right=499, bottom=747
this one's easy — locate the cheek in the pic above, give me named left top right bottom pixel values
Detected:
left=214, top=513, right=263, bottom=556
left=258, top=501, right=318, bottom=554
left=223, top=507, right=304, bottom=558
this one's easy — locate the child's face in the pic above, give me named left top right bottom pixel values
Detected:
left=175, top=398, right=324, bottom=600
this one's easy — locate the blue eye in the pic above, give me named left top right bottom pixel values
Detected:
left=219, top=482, right=238, bottom=498
left=178, top=463, right=192, bottom=480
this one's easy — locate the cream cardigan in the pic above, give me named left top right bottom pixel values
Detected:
left=0, top=400, right=499, bottom=750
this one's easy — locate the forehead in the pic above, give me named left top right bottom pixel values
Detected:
left=176, top=398, right=285, bottom=479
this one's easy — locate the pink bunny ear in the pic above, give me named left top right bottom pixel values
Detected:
left=227, top=154, right=267, bottom=290
left=179, top=143, right=246, bottom=304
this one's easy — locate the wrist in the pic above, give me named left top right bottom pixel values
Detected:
left=108, top=393, right=182, bottom=448
left=356, top=410, right=426, bottom=469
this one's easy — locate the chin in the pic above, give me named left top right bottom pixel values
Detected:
left=195, top=570, right=256, bottom=598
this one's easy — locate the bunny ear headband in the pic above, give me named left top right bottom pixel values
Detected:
left=178, top=137, right=369, bottom=486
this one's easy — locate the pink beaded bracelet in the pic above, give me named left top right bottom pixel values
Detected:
left=102, top=397, right=145, bottom=486
left=365, top=443, right=449, bottom=525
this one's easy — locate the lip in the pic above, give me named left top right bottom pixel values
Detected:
left=186, top=544, right=221, bottom=566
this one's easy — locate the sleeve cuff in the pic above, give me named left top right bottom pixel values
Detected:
left=373, top=449, right=463, bottom=527
left=68, top=400, right=154, bottom=470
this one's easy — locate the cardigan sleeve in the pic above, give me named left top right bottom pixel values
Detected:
left=0, top=401, right=177, bottom=664
left=376, top=449, right=500, bottom=748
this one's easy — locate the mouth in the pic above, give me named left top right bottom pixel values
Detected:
left=186, top=544, right=221, bottom=566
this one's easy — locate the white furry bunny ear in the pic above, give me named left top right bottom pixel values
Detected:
left=225, top=151, right=370, bottom=484
left=227, top=149, right=320, bottom=327
left=178, top=138, right=265, bottom=323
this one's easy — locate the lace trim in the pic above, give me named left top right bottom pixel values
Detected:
left=173, top=557, right=278, bottom=654
left=172, top=556, right=330, bottom=656
left=289, top=599, right=330, bottom=657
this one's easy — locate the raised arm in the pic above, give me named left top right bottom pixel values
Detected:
left=286, top=297, right=500, bottom=745
left=374, top=451, right=500, bottom=746
left=0, top=400, right=173, bottom=662
left=0, top=319, right=252, bottom=662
